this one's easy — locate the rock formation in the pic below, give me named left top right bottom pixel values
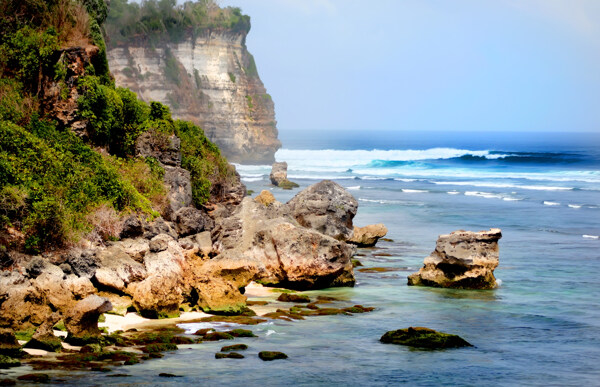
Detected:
left=107, top=30, right=281, bottom=164
left=380, top=327, right=472, bottom=349
left=348, top=224, right=388, bottom=247
left=287, top=180, right=358, bottom=241
left=407, top=228, right=502, bottom=289
left=269, top=162, right=299, bottom=189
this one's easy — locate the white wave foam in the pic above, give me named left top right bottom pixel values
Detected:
left=241, top=177, right=264, bottom=182
left=503, top=197, right=522, bottom=201
left=394, top=178, right=419, bottom=182
left=568, top=204, right=582, bottom=209
left=358, top=198, right=404, bottom=205
left=402, top=189, right=428, bottom=193
left=465, top=191, right=504, bottom=199
left=447, top=191, right=460, bottom=195
left=346, top=185, right=361, bottom=190
left=276, top=147, right=498, bottom=167
left=432, top=181, right=572, bottom=191
left=543, top=201, right=560, bottom=206
left=583, top=235, right=599, bottom=239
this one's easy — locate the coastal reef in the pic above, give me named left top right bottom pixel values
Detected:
left=407, top=228, right=502, bottom=289
left=105, top=1, right=281, bottom=164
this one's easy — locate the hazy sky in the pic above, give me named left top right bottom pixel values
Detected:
left=216, top=0, right=600, bottom=133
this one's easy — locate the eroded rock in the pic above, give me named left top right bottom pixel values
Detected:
left=64, top=295, right=112, bottom=341
left=348, top=224, right=388, bottom=247
left=407, top=228, right=502, bottom=289
left=380, top=327, right=472, bottom=349
left=287, top=180, right=357, bottom=240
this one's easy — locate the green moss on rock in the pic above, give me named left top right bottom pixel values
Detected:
left=380, top=327, right=473, bottom=349
left=258, top=351, right=288, bottom=361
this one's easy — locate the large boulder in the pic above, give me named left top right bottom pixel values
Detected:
left=94, top=246, right=147, bottom=293
left=407, top=228, right=502, bottom=289
left=174, top=206, right=212, bottom=237
left=127, top=234, right=187, bottom=318
left=64, top=295, right=112, bottom=341
left=0, top=329, right=23, bottom=358
left=0, top=271, right=53, bottom=329
left=207, top=195, right=355, bottom=299
left=287, top=180, right=357, bottom=240
left=348, top=224, right=388, bottom=247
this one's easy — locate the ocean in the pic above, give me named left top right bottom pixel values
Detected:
left=37, top=130, right=600, bottom=385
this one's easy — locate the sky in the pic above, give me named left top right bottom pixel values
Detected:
left=215, top=0, right=600, bottom=133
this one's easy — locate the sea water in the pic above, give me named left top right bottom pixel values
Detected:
left=37, top=130, right=600, bottom=385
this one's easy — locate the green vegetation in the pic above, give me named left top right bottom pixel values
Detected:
left=228, top=72, right=236, bottom=83
left=105, top=0, right=251, bottom=45
left=0, top=0, right=234, bottom=252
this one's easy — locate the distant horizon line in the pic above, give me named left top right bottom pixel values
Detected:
left=278, top=128, right=600, bottom=134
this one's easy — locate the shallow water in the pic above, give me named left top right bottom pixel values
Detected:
left=14, top=130, right=599, bottom=386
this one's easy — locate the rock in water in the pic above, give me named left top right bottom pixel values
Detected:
left=270, top=162, right=288, bottom=186
left=348, top=224, right=388, bottom=247
left=258, top=351, right=288, bottom=361
left=270, top=162, right=299, bottom=189
left=0, top=330, right=23, bottom=358
left=380, top=327, right=472, bottom=349
left=287, top=180, right=358, bottom=241
left=407, top=228, right=502, bottom=289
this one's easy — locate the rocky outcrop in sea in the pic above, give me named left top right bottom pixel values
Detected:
left=407, top=228, right=502, bottom=289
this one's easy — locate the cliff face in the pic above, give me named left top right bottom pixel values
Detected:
left=107, top=31, right=281, bottom=164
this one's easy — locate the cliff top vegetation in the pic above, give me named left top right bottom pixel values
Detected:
left=0, top=0, right=234, bottom=253
left=105, top=0, right=251, bottom=45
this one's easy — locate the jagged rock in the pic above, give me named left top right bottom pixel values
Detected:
left=407, top=228, right=502, bottom=289
left=163, top=166, right=193, bottom=218
left=97, top=292, right=133, bottom=316
left=135, top=131, right=181, bottom=167
left=120, top=215, right=144, bottom=239
left=270, top=162, right=288, bottom=186
left=118, top=238, right=149, bottom=263
left=0, top=329, right=23, bottom=358
left=94, top=246, right=147, bottom=292
left=0, top=271, right=52, bottom=329
left=174, top=207, right=211, bottom=237
left=195, top=231, right=213, bottom=257
left=380, top=327, right=473, bottom=349
left=32, top=265, right=75, bottom=311
left=287, top=180, right=358, bottom=241
left=254, top=190, right=276, bottom=206
left=348, top=224, right=388, bottom=247
left=25, top=257, right=51, bottom=278
left=0, top=246, right=13, bottom=269
left=143, top=217, right=178, bottom=240
left=65, top=275, right=96, bottom=299
left=128, top=235, right=186, bottom=318
left=149, top=234, right=171, bottom=253
left=58, top=263, right=72, bottom=275
left=67, top=250, right=99, bottom=279
left=64, top=295, right=112, bottom=340
left=24, top=313, right=62, bottom=352
left=201, top=195, right=355, bottom=312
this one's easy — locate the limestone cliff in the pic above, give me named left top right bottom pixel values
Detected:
left=107, top=31, right=281, bottom=164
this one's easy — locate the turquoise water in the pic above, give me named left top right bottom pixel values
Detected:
left=19, top=130, right=600, bottom=385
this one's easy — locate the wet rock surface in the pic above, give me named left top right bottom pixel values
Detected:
left=380, top=327, right=473, bottom=349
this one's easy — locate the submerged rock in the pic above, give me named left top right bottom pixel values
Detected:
left=221, top=344, right=248, bottom=352
left=276, top=293, right=310, bottom=303
left=215, top=352, right=244, bottom=359
left=407, top=228, right=502, bottom=289
left=348, top=224, right=388, bottom=247
left=258, top=351, right=288, bottom=361
left=287, top=180, right=357, bottom=241
left=380, top=327, right=472, bottom=349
